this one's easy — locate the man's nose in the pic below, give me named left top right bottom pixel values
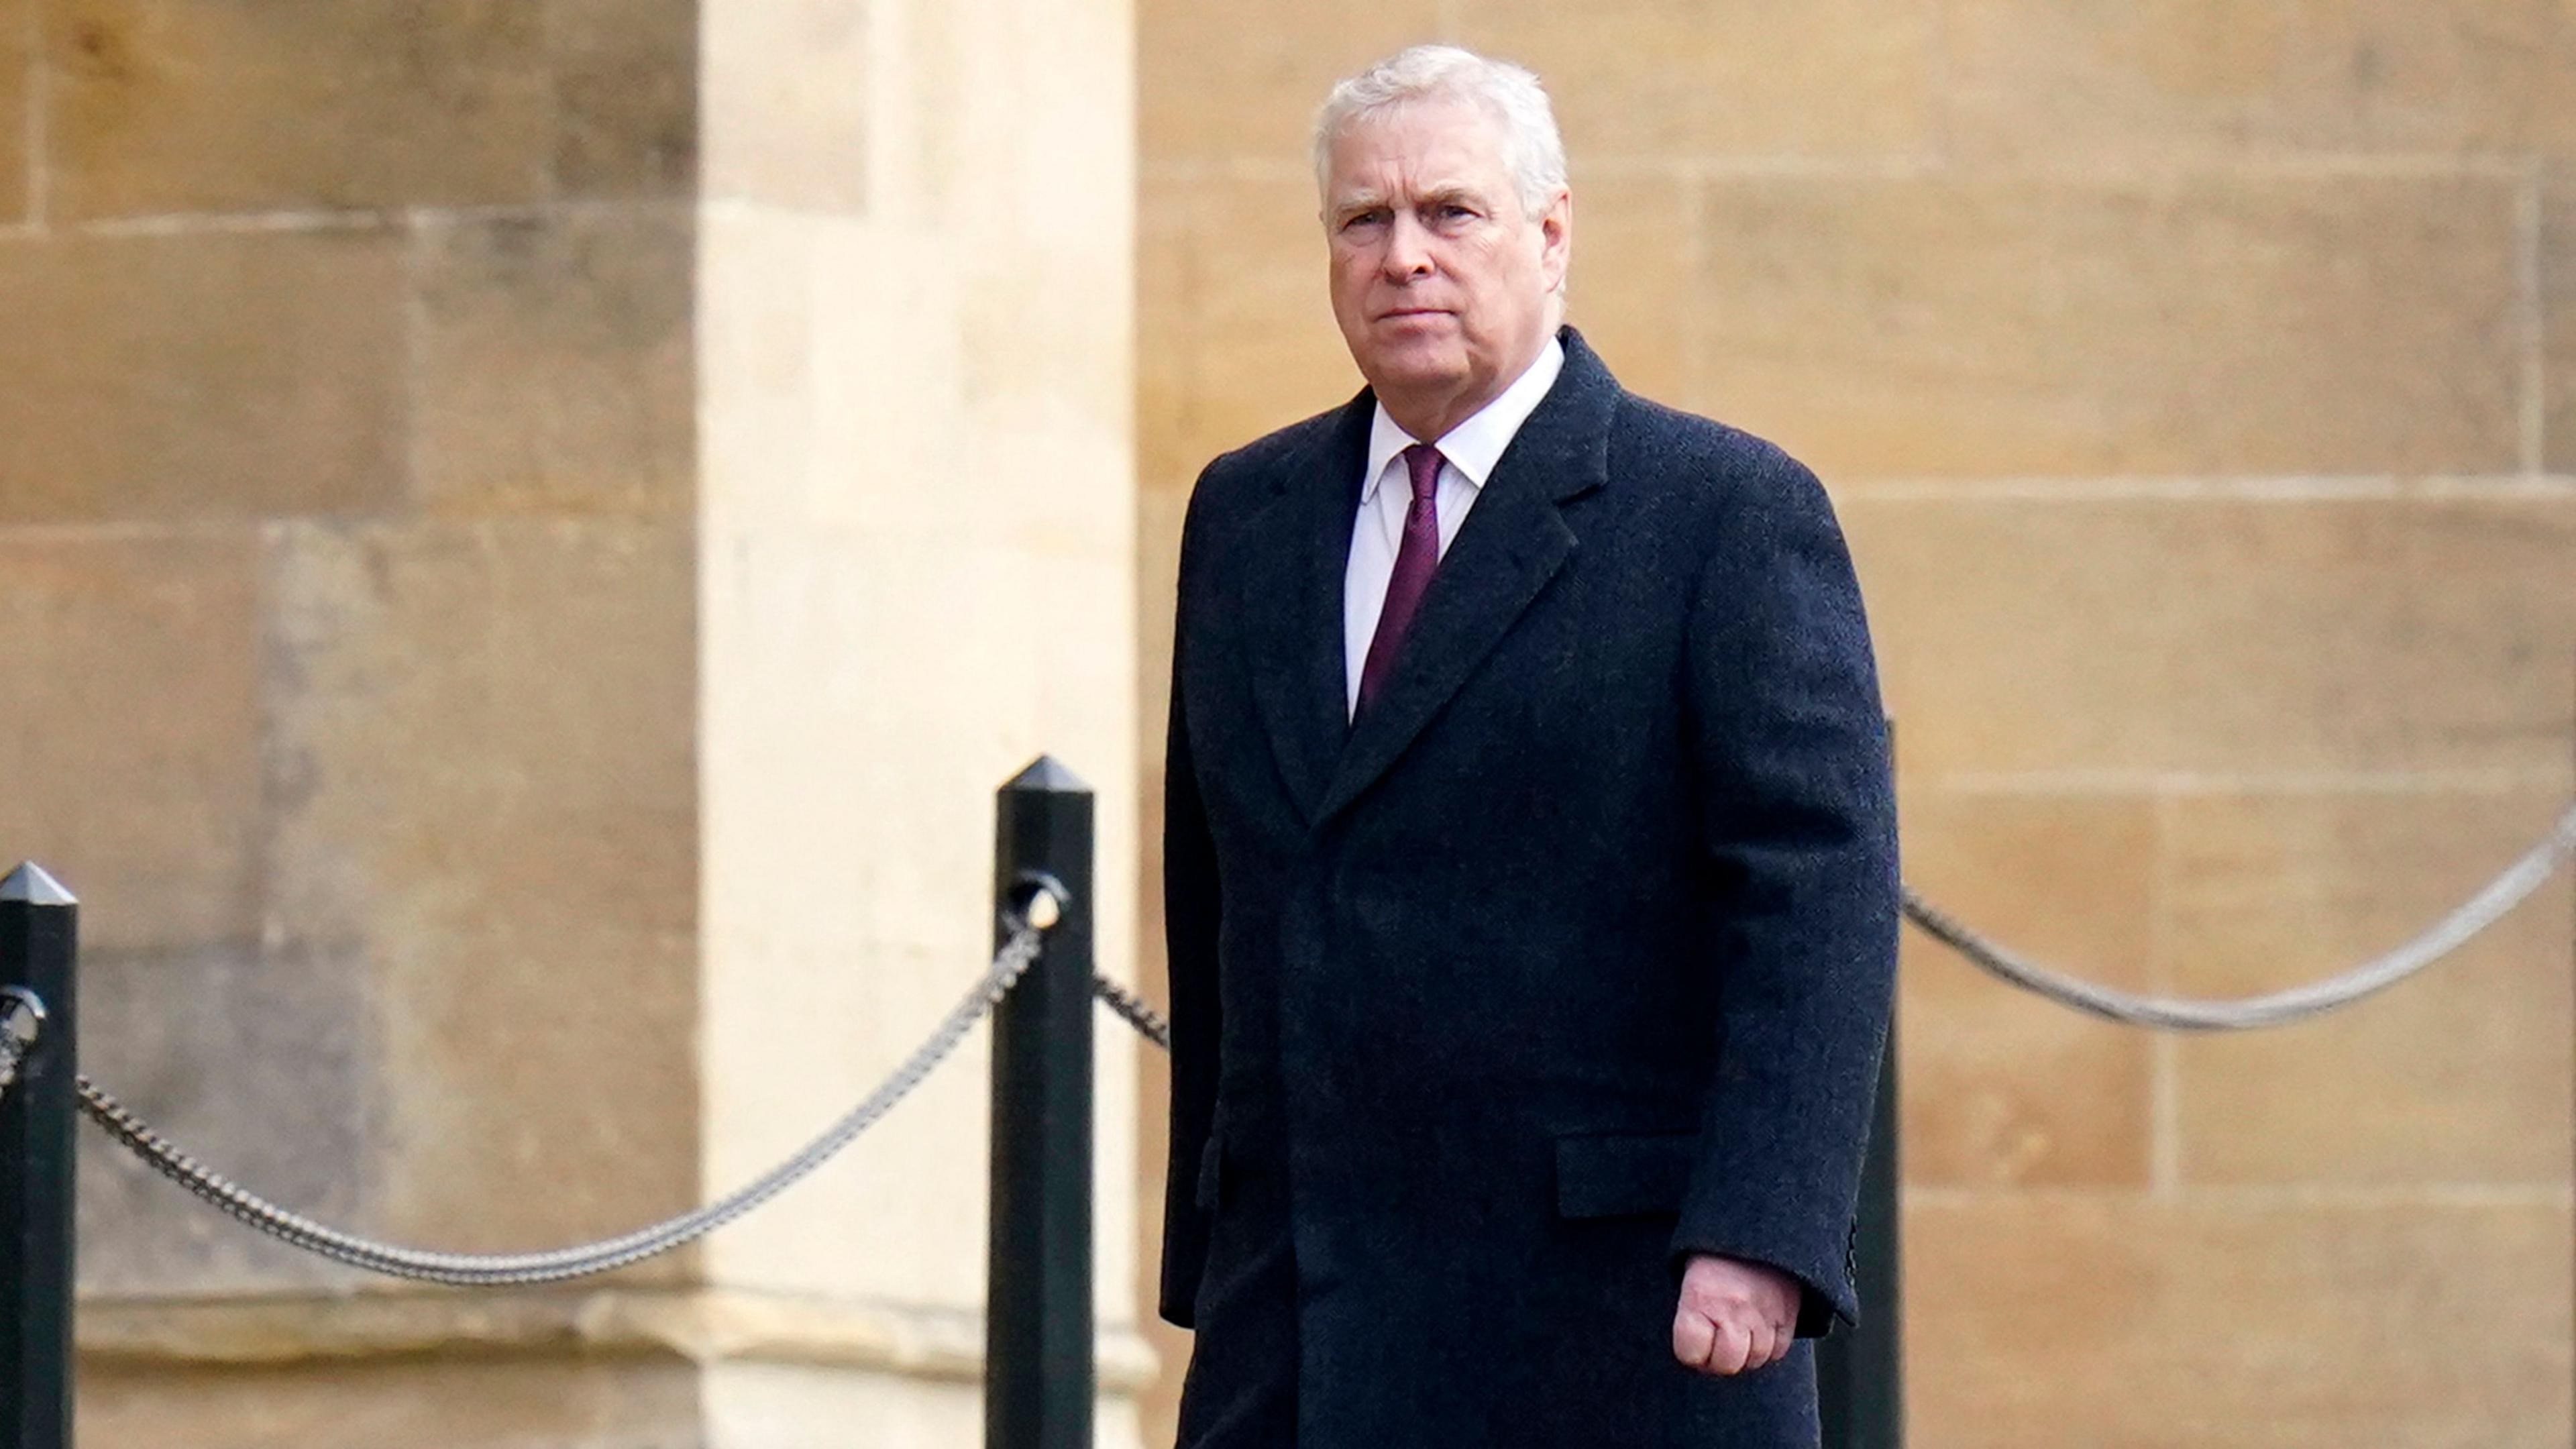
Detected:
left=1379, top=212, right=1434, bottom=280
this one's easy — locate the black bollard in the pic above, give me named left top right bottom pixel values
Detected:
left=1, top=863, right=78, bottom=1449
left=1819, top=720, right=1903, bottom=1449
left=987, top=758, right=1095, bottom=1449
left=1817, top=1013, right=1903, bottom=1449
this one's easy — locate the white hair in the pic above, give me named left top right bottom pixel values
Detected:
left=1311, top=44, right=1568, bottom=220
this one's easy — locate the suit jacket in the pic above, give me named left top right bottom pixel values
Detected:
left=1158, top=327, right=1898, bottom=1446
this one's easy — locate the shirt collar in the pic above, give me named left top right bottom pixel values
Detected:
left=1361, top=334, right=1567, bottom=504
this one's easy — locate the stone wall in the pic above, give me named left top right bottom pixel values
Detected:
left=0, top=1, right=1138, bottom=1444
left=1134, top=5, right=2576, bottom=1446
left=5, top=0, right=2570, bottom=1443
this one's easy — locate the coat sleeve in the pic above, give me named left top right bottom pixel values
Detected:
left=1157, top=466, right=1227, bottom=1330
left=1666, top=443, right=1899, bottom=1339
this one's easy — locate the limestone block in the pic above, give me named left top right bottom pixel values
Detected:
left=49, top=0, right=552, bottom=217
left=1138, top=0, right=1440, bottom=167
left=413, top=207, right=695, bottom=519
left=47, top=0, right=694, bottom=213
left=2167, top=790, right=2576, bottom=1187
left=953, top=0, right=1136, bottom=248
left=708, top=1360, right=1148, bottom=1449
left=1459, top=0, right=1934, bottom=160
left=948, top=13, right=1137, bottom=545
left=826, top=0, right=1128, bottom=234
left=843, top=0, right=1118, bottom=231
left=701, top=0, right=867, bottom=212
left=710, top=1360, right=1150, bottom=1448
left=708, top=1361, right=975, bottom=1448
left=697, top=207, right=1134, bottom=550
left=1906, top=1197, right=2575, bottom=1447
left=1946, top=0, right=2576, bottom=162
left=1691, top=174, right=2522, bottom=478
left=263, top=519, right=700, bottom=1267
left=1838, top=495, right=2576, bottom=777
left=546, top=0, right=696, bottom=197
left=837, top=0, right=959, bottom=224
left=699, top=202, right=1137, bottom=555
left=698, top=211, right=916, bottom=535
left=1138, top=174, right=1356, bottom=497
left=2547, top=168, right=2576, bottom=474
left=956, top=239, right=1134, bottom=486
left=79, top=1354, right=702, bottom=1449
left=1895, top=791, right=2156, bottom=1187
left=1558, top=173, right=1690, bottom=405
left=0, top=228, right=405, bottom=523
left=0, top=530, right=258, bottom=953
left=77, top=944, right=370, bottom=1297
left=0, top=0, right=27, bottom=224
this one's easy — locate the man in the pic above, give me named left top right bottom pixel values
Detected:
left=1157, top=44, right=1897, bottom=1448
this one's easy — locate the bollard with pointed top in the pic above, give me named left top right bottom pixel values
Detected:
left=987, top=758, right=1095, bottom=1449
left=1, top=862, right=78, bottom=1449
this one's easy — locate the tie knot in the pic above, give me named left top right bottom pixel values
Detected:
left=1401, top=443, right=1444, bottom=502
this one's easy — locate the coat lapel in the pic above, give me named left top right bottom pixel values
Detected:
left=1238, top=393, right=1373, bottom=824
left=1311, top=328, right=1619, bottom=827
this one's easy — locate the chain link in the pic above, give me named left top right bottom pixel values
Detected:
left=0, top=985, right=42, bottom=1102
left=76, top=920, right=1049, bottom=1286
left=1091, top=974, right=1171, bottom=1050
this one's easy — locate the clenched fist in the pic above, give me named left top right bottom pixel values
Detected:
left=1672, top=1252, right=1799, bottom=1375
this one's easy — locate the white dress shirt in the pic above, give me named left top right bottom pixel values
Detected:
left=1344, top=336, right=1567, bottom=718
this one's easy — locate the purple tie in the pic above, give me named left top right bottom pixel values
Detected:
left=1357, top=443, right=1444, bottom=716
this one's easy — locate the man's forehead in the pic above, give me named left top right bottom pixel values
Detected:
left=1328, top=171, right=1493, bottom=207
left=1325, top=101, right=1509, bottom=191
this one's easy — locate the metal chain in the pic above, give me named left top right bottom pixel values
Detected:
left=58, top=794, right=2576, bottom=1287
left=0, top=985, right=43, bottom=1102
left=1906, top=800, right=2576, bottom=1032
left=1091, top=974, right=1171, bottom=1049
left=76, top=919, right=1050, bottom=1286
left=1095, top=801, right=2576, bottom=1040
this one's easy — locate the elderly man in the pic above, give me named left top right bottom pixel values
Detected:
left=1157, top=44, right=1898, bottom=1448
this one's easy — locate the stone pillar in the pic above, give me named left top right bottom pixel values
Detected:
left=693, top=0, right=1141, bottom=1440
left=0, top=0, right=1138, bottom=1444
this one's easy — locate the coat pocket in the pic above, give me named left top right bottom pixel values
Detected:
left=1552, top=1129, right=1701, bottom=1219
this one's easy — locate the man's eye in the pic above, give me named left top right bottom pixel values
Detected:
left=1342, top=209, right=1389, bottom=231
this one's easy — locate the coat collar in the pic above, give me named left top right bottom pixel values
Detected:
left=1234, top=325, right=1619, bottom=831
left=1360, top=333, right=1566, bottom=501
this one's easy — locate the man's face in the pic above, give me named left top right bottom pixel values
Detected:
left=1322, top=99, right=1570, bottom=430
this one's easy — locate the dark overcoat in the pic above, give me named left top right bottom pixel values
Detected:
left=1158, top=327, right=1899, bottom=1448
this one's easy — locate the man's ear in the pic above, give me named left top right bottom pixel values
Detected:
left=1539, top=188, right=1573, bottom=292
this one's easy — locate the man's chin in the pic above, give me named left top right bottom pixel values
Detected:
left=1358, top=348, right=1469, bottom=398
